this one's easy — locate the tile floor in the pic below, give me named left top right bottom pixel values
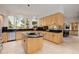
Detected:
left=0, top=40, right=25, bottom=54
left=36, top=36, right=79, bottom=54
left=0, top=36, right=79, bottom=54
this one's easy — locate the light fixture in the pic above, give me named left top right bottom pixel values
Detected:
left=27, top=4, right=30, bottom=7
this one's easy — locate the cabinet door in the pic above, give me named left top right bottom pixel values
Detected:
left=24, top=39, right=28, bottom=53
left=27, top=38, right=43, bottom=53
left=49, top=16, right=53, bottom=25
left=43, top=31, right=46, bottom=39
left=46, top=17, right=50, bottom=26
left=16, top=32, right=22, bottom=40
left=45, top=19, right=48, bottom=26
left=53, top=15, right=56, bottom=24
left=53, top=33, right=63, bottom=44
left=56, top=13, right=64, bottom=26
left=44, top=32, right=53, bottom=42
left=2, top=32, right=8, bottom=43
left=48, top=33, right=53, bottom=42
left=44, top=32, right=49, bottom=40
left=43, top=19, right=46, bottom=26
left=39, top=19, right=43, bottom=26
left=52, top=33, right=58, bottom=43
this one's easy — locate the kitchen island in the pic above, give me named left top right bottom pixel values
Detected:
left=22, top=32, right=43, bottom=53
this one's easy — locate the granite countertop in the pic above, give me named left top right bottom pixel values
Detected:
left=46, top=30, right=62, bottom=33
left=23, top=32, right=43, bottom=38
left=2, top=28, right=63, bottom=33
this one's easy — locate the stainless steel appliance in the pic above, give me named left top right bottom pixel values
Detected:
left=8, top=32, right=15, bottom=41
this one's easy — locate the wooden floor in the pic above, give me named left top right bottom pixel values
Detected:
left=1, top=36, right=79, bottom=54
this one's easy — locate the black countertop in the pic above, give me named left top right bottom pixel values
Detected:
left=2, top=29, right=63, bottom=33
left=47, top=30, right=62, bottom=33
left=2, top=26, right=62, bottom=33
left=2, top=29, right=34, bottom=32
left=23, top=32, right=43, bottom=38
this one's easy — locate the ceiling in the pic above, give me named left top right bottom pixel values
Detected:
left=0, top=4, right=79, bottom=19
left=64, top=4, right=79, bottom=18
left=0, top=4, right=63, bottom=18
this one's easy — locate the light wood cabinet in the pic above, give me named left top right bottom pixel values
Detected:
left=22, top=34, right=43, bottom=54
left=2, top=32, right=8, bottom=43
left=43, top=18, right=47, bottom=26
left=27, top=38, right=43, bottom=53
left=53, top=33, right=63, bottom=43
left=43, top=32, right=63, bottom=44
left=15, top=32, right=22, bottom=40
left=39, top=12, right=64, bottom=27
left=70, top=20, right=78, bottom=36
left=44, top=32, right=49, bottom=40
left=57, top=13, right=64, bottom=26
left=39, top=18, right=44, bottom=26
left=44, top=32, right=53, bottom=41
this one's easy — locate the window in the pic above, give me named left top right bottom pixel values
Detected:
left=15, top=16, right=25, bottom=29
left=8, top=16, right=15, bottom=29
left=32, top=21, right=38, bottom=28
left=8, top=16, right=29, bottom=29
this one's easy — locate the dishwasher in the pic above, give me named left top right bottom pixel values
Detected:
left=8, top=32, right=16, bottom=42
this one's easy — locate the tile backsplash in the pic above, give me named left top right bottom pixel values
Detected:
left=48, top=25, right=63, bottom=30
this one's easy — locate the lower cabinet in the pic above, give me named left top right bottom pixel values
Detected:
left=15, top=32, right=22, bottom=40
left=22, top=34, right=43, bottom=54
left=2, top=32, right=8, bottom=43
left=43, top=32, right=63, bottom=44
left=52, top=33, right=63, bottom=43
left=70, top=30, right=78, bottom=36
left=27, top=38, right=43, bottom=53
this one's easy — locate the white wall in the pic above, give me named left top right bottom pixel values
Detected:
left=3, top=16, right=8, bottom=27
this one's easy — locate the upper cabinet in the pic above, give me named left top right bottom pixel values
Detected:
left=70, top=19, right=79, bottom=36
left=71, top=19, right=78, bottom=31
left=39, top=18, right=43, bottom=26
left=39, top=12, right=64, bottom=27
left=55, top=13, right=64, bottom=26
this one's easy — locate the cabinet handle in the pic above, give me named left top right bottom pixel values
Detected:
left=24, top=40, right=25, bottom=42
